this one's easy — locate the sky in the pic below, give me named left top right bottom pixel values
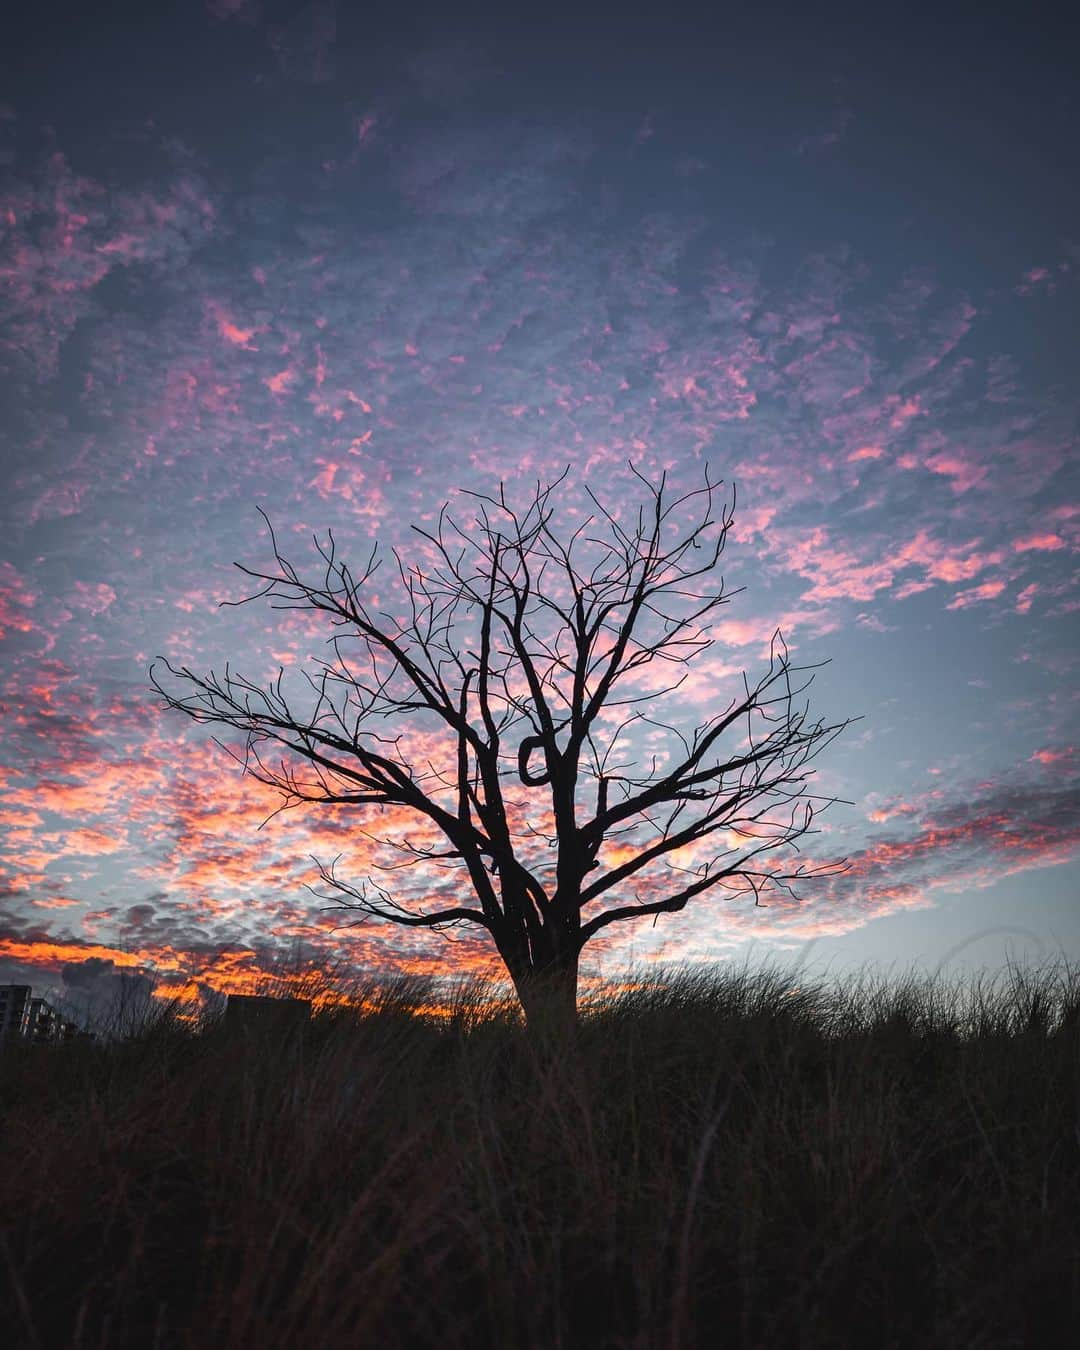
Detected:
left=1, top=1, right=1078, bottom=1026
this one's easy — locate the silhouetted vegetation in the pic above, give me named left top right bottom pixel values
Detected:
left=2, top=958, right=1078, bottom=1348
left=153, top=467, right=852, bottom=1031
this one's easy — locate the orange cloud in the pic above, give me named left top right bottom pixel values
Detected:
left=61, top=828, right=124, bottom=856
left=265, top=367, right=295, bottom=394
left=1031, top=747, right=1076, bottom=767
left=1013, top=532, right=1065, bottom=553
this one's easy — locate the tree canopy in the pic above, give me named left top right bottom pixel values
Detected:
left=153, top=465, right=853, bottom=1029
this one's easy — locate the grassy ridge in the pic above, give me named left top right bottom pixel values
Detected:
left=2, top=959, right=1079, bottom=1348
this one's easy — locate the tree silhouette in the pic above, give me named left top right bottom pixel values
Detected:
left=152, top=466, right=853, bottom=1032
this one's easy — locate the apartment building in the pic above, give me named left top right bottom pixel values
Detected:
left=0, top=985, right=88, bottom=1042
left=0, top=984, right=31, bottom=1038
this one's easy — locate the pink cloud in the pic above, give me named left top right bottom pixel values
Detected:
left=207, top=300, right=260, bottom=349
left=893, top=578, right=935, bottom=600
left=69, top=582, right=117, bottom=616
left=887, top=395, right=923, bottom=429
left=0, top=153, right=216, bottom=379
left=898, top=532, right=1005, bottom=584
left=1031, top=746, right=1076, bottom=768
left=867, top=799, right=921, bottom=823
left=772, top=524, right=1007, bottom=609
left=355, top=113, right=379, bottom=146
left=0, top=563, right=35, bottom=638
left=838, top=772, right=1080, bottom=910
left=729, top=503, right=776, bottom=543
left=713, top=607, right=837, bottom=653
left=57, top=828, right=125, bottom=857
left=265, top=367, right=296, bottom=395
left=945, top=579, right=1007, bottom=610
left=1015, top=266, right=1056, bottom=296
left=1013, top=532, right=1065, bottom=553
left=923, top=450, right=989, bottom=493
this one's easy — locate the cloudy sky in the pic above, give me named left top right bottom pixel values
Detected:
left=1, top=1, right=1077, bottom=1021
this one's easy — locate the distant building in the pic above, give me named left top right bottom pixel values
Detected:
left=28, top=996, right=67, bottom=1042
left=224, top=994, right=311, bottom=1036
left=0, top=985, right=31, bottom=1039
left=0, top=985, right=89, bottom=1043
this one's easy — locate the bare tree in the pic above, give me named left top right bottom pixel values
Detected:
left=152, top=466, right=853, bottom=1032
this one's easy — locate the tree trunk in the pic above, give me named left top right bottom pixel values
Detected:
left=512, top=954, right=579, bottom=1045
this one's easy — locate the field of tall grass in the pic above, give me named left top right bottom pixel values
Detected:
left=2, top=957, right=1078, bottom=1348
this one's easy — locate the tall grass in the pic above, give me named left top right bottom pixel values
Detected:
left=2, top=957, right=1078, bottom=1348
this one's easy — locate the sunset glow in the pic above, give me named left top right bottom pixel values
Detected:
left=1, top=4, right=1077, bottom=1028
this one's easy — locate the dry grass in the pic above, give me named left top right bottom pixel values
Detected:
left=2, top=957, right=1078, bottom=1348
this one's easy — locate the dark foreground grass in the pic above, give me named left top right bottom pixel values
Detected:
left=2, top=958, right=1079, bottom=1349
